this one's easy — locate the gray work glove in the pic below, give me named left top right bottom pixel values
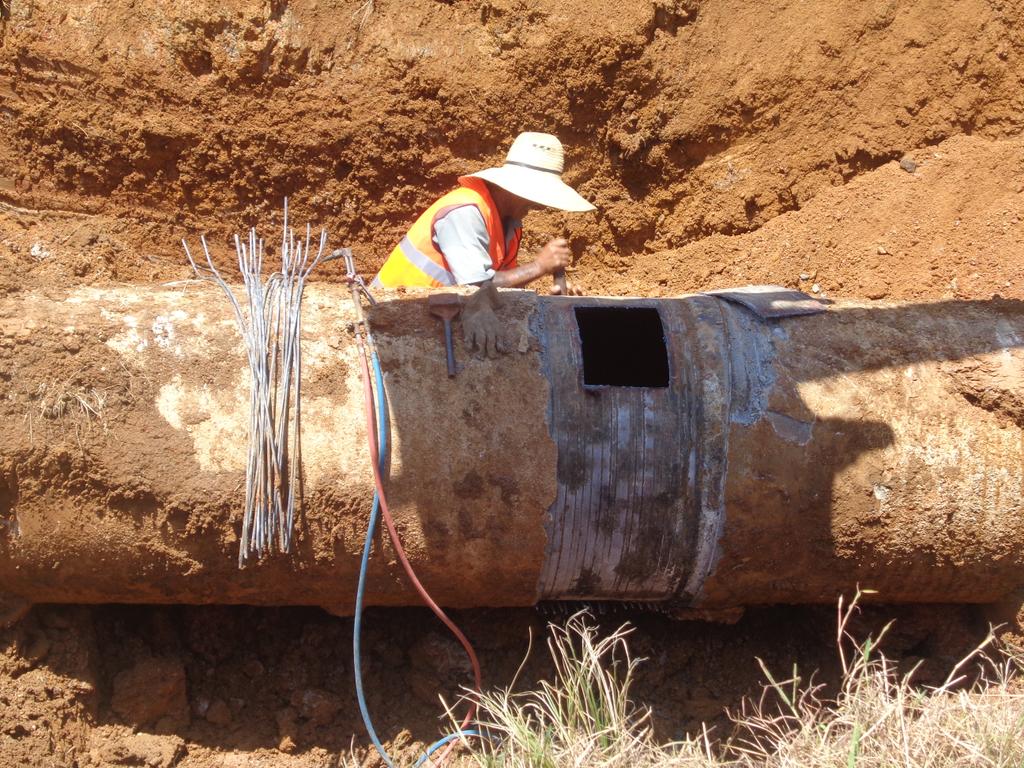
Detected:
left=462, top=281, right=509, bottom=359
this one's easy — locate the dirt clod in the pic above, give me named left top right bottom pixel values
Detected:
left=290, top=688, right=342, bottom=727
left=275, top=706, right=300, bottom=753
left=0, top=594, right=31, bottom=629
left=204, top=699, right=232, bottom=727
left=23, top=633, right=50, bottom=665
left=408, top=631, right=475, bottom=705
left=95, top=731, right=185, bottom=768
left=111, top=657, right=188, bottom=727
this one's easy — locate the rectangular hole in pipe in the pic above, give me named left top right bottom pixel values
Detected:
left=574, top=306, right=670, bottom=387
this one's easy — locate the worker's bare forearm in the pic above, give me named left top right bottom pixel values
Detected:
left=490, top=261, right=546, bottom=288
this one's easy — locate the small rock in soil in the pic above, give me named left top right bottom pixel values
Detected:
left=899, top=155, right=918, bottom=173
left=291, top=688, right=341, bottom=726
left=241, top=657, right=265, bottom=678
left=154, top=714, right=186, bottom=735
left=408, top=632, right=473, bottom=704
left=811, top=283, right=822, bottom=293
left=408, top=632, right=472, bottom=682
left=205, top=698, right=232, bottom=726
left=111, top=656, right=188, bottom=726
left=192, top=696, right=210, bottom=718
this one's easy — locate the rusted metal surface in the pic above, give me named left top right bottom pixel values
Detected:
left=533, top=292, right=804, bottom=604
left=675, top=297, right=734, bottom=603
left=536, top=297, right=700, bottom=600
left=703, top=285, right=827, bottom=318
left=536, top=293, right=1024, bottom=608
left=699, top=298, right=1024, bottom=608
left=533, top=291, right=807, bottom=605
left=0, top=287, right=1022, bottom=612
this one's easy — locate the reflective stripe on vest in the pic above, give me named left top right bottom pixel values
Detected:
left=395, top=236, right=457, bottom=286
left=372, top=179, right=519, bottom=288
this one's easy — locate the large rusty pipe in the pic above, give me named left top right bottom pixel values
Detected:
left=0, top=287, right=1021, bottom=614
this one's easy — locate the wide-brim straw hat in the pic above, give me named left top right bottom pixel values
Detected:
left=460, top=132, right=596, bottom=213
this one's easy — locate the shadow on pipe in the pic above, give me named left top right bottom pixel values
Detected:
left=370, top=293, right=1024, bottom=612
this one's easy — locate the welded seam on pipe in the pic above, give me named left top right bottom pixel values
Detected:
left=677, top=297, right=783, bottom=603
left=677, top=297, right=734, bottom=603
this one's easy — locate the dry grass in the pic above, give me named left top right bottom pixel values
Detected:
left=353, top=0, right=374, bottom=30
left=454, top=593, right=1024, bottom=768
left=464, top=614, right=670, bottom=768
left=35, top=381, right=108, bottom=422
left=27, top=380, right=111, bottom=448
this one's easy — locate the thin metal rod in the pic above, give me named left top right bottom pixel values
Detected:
left=182, top=200, right=333, bottom=566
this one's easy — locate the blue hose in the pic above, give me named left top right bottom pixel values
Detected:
left=354, top=344, right=394, bottom=767
left=354, top=340, right=486, bottom=766
left=413, top=730, right=482, bottom=768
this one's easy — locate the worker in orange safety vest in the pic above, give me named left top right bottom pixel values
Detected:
left=371, top=132, right=596, bottom=356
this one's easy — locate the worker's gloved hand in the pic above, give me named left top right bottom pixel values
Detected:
left=462, top=281, right=509, bottom=358
left=535, top=238, right=572, bottom=276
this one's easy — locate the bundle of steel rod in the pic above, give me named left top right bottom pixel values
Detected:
left=182, top=201, right=329, bottom=566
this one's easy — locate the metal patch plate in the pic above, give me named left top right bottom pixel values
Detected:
left=535, top=295, right=732, bottom=603
left=702, top=285, right=827, bottom=319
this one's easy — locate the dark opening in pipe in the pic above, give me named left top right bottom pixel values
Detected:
left=574, top=306, right=670, bottom=387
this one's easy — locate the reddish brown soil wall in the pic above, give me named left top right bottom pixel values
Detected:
left=2, top=1, right=1024, bottom=301
left=2, top=3, right=1024, bottom=766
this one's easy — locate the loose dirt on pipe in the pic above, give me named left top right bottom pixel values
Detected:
left=0, top=286, right=1022, bottom=618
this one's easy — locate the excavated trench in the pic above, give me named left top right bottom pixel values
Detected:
left=3, top=0, right=1024, bottom=765
left=1, top=283, right=1020, bottom=764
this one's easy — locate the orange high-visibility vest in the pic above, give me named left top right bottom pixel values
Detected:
left=372, top=177, right=521, bottom=288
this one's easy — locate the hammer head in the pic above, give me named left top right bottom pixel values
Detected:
left=428, top=293, right=462, bottom=320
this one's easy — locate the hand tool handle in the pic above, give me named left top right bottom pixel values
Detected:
left=443, top=319, right=456, bottom=377
left=553, top=268, right=567, bottom=296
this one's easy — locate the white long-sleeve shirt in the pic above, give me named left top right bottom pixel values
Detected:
left=432, top=206, right=522, bottom=285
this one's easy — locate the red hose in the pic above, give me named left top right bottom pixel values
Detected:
left=355, top=333, right=481, bottom=764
